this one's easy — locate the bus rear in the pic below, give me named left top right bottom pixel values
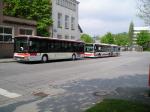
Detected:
left=110, top=45, right=120, bottom=56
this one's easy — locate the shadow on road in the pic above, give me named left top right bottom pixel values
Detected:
left=0, top=74, right=149, bottom=112
left=37, top=74, right=150, bottom=112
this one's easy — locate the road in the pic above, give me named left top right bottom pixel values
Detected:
left=0, top=52, right=150, bottom=112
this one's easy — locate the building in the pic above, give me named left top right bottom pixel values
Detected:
left=133, top=26, right=150, bottom=45
left=0, top=1, right=37, bottom=42
left=0, top=0, right=82, bottom=42
left=51, top=0, right=81, bottom=40
left=0, top=0, right=38, bottom=58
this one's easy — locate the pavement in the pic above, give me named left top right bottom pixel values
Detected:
left=0, top=52, right=150, bottom=112
left=0, top=58, right=16, bottom=63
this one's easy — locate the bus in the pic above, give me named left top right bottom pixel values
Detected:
left=110, top=44, right=120, bottom=56
left=14, top=36, right=85, bottom=62
left=84, top=43, right=120, bottom=58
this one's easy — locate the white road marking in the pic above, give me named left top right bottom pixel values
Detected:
left=0, top=88, right=21, bottom=98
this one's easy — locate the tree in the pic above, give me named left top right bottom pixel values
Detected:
left=137, top=0, right=150, bottom=25
left=136, top=31, right=150, bottom=50
left=3, top=0, right=53, bottom=36
left=114, top=32, right=129, bottom=46
left=128, top=21, right=134, bottom=46
left=100, top=32, right=115, bottom=44
left=80, top=34, right=94, bottom=43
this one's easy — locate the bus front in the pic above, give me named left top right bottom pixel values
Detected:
left=84, top=44, right=95, bottom=57
left=14, top=36, right=42, bottom=62
left=14, top=36, right=31, bottom=61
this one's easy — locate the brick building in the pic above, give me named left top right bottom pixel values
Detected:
left=0, top=0, right=37, bottom=42
left=0, top=0, right=37, bottom=58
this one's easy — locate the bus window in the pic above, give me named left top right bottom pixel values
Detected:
left=14, top=37, right=28, bottom=53
left=85, top=44, right=94, bottom=52
left=39, top=40, right=48, bottom=53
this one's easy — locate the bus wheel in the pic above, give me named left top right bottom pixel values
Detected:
left=42, top=55, right=48, bottom=63
left=72, top=54, right=76, bottom=60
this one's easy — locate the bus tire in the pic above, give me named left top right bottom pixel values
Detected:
left=72, top=54, right=76, bottom=60
left=42, top=55, right=48, bottom=63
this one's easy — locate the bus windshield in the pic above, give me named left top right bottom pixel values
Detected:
left=14, top=37, right=28, bottom=53
left=85, top=44, right=94, bottom=52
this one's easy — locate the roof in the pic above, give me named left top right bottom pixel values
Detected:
left=134, top=26, right=150, bottom=31
left=78, top=24, right=83, bottom=33
left=86, top=43, right=119, bottom=46
left=15, top=35, right=85, bottom=43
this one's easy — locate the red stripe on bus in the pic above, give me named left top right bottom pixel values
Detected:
left=84, top=53, right=94, bottom=56
left=16, top=53, right=37, bottom=57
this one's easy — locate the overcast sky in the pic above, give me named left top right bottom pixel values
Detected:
left=78, top=0, right=145, bottom=36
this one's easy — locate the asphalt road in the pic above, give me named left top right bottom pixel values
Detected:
left=0, top=52, right=150, bottom=112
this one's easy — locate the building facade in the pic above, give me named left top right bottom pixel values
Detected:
left=133, top=26, right=150, bottom=45
left=51, top=0, right=80, bottom=40
left=0, top=0, right=81, bottom=42
left=0, top=0, right=37, bottom=42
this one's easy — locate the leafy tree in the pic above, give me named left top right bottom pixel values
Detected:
left=3, top=0, right=52, bottom=36
left=100, top=32, right=130, bottom=46
left=136, top=31, right=150, bottom=50
left=137, top=0, right=150, bottom=25
left=128, top=21, right=134, bottom=46
left=100, top=32, right=115, bottom=44
left=114, top=32, right=129, bottom=46
left=80, top=34, right=94, bottom=43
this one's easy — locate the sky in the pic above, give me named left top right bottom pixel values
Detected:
left=78, top=0, right=145, bottom=36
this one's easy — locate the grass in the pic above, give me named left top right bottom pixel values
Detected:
left=85, top=99, right=150, bottom=112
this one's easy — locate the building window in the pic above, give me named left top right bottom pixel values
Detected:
left=65, top=35, right=69, bottom=39
left=0, top=26, right=13, bottom=42
left=71, top=36, right=75, bottom=40
left=58, top=13, right=62, bottom=28
left=65, top=15, right=69, bottom=29
left=19, top=28, right=33, bottom=35
left=57, top=34, right=62, bottom=39
left=56, top=0, right=76, bottom=11
left=71, top=17, right=75, bottom=30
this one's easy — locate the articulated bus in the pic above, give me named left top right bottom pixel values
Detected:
left=14, top=36, right=84, bottom=62
left=84, top=43, right=120, bottom=58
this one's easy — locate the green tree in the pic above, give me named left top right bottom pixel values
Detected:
left=3, top=0, right=52, bottom=36
left=114, top=32, right=129, bottom=46
left=80, top=34, right=94, bottom=43
left=136, top=31, right=150, bottom=50
left=128, top=21, right=134, bottom=46
left=137, top=0, right=150, bottom=25
left=100, top=32, right=115, bottom=44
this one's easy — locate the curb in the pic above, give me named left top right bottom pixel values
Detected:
left=0, top=59, right=16, bottom=63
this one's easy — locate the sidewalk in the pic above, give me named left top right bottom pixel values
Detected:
left=0, top=58, right=16, bottom=63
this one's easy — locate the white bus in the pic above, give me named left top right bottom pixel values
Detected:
left=110, top=44, right=121, bottom=56
left=14, top=36, right=85, bottom=62
left=84, top=43, right=120, bottom=58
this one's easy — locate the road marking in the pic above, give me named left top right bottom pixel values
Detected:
left=0, top=88, right=21, bottom=98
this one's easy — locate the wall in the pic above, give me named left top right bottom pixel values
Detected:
left=0, top=0, right=3, bottom=24
left=52, top=0, right=80, bottom=40
left=0, top=42, right=14, bottom=58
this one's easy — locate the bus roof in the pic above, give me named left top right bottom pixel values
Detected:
left=15, top=35, right=84, bottom=43
left=85, top=43, right=119, bottom=47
